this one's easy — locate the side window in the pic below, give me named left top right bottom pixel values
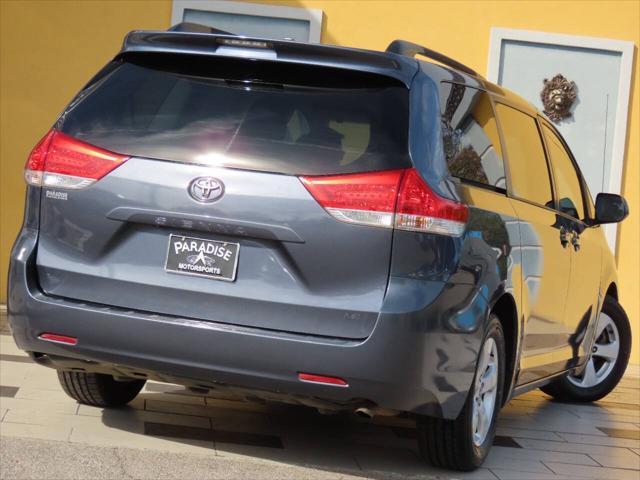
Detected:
left=541, top=124, right=585, bottom=220
left=440, top=84, right=506, bottom=189
left=494, top=104, right=553, bottom=208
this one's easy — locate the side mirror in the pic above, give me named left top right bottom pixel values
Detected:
left=594, top=193, right=629, bottom=224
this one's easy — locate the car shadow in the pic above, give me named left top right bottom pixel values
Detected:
left=99, top=383, right=462, bottom=479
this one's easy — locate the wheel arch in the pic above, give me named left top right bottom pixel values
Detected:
left=605, top=282, right=618, bottom=301
left=490, top=293, right=518, bottom=406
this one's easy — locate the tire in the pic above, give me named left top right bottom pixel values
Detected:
left=57, top=371, right=145, bottom=407
left=417, top=315, right=505, bottom=471
left=541, top=296, right=631, bottom=402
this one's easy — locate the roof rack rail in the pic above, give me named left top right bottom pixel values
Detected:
left=386, top=39, right=479, bottom=77
left=168, top=22, right=235, bottom=36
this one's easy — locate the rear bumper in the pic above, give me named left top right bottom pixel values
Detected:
left=8, top=228, right=485, bottom=419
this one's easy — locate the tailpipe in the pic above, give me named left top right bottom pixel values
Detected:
left=355, top=407, right=374, bottom=419
left=354, top=406, right=399, bottom=419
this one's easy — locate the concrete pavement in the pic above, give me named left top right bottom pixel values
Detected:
left=1, top=436, right=373, bottom=480
left=1, top=311, right=639, bottom=480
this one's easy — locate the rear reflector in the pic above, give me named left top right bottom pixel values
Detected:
left=38, top=333, right=78, bottom=345
left=300, top=168, right=467, bottom=236
left=298, top=372, right=348, bottom=387
left=25, top=129, right=128, bottom=189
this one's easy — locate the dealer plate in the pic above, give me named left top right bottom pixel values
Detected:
left=165, top=234, right=239, bottom=282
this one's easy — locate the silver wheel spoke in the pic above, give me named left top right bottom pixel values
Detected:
left=594, top=313, right=611, bottom=339
left=482, top=366, right=498, bottom=394
left=478, top=344, right=489, bottom=376
left=581, top=359, right=598, bottom=387
left=481, top=400, right=492, bottom=434
left=594, top=341, right=619, bottom=361
left=476, top=402, right=487, bottom=439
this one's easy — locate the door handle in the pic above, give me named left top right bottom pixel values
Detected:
left=571, top=231, right=581, bottom=251
left=559, top=226, right=569, bottom=248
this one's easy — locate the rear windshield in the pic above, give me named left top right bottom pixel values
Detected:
left=58, top=54, right=411, bottom=175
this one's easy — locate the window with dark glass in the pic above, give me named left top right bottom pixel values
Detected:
left=541, top=124, right=585, bottom=220
left=494, top=104, right=553, bottom=208
left=440, top=84, right=506, bottom=189
left=58, top=54, right=411, bottom=176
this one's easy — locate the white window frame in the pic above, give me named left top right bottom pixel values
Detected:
left=171, top=0, right=323, bottom=43
left=487, top=27, right=635, bottom=253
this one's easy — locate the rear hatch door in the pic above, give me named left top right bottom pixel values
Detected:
left=35, top=53, right=411, bottom=340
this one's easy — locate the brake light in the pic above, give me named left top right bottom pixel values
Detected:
left=299, top=168, right=467, bottom=236
left=299, top=169, right=404, bottom=228
left=24, top=129, right=128, bottom=189
left=395, top=168, right=468, bottom=236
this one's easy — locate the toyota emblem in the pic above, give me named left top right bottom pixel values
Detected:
left=188, top=177, right=224, bottom=203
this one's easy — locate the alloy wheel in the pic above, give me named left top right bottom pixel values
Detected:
left=472, top=337, right=499, bottom=446
left=567, top=312, right=620, bottom=388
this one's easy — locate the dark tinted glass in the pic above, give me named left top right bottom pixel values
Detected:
left=541, top=124, right=585, bottom=219
left=59, top=55, right=411, bottom=176
left=495, top=104, right=553, bottom=207
left=440, top=84, right=506, bottom=189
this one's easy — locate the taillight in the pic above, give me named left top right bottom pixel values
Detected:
left=25, top=129, right=128, bottom=189
left=299, top=169, right=404, bottom=228
left=300, top=168, right=467, bottom=237
left=395, top=168, right=468, bottom=236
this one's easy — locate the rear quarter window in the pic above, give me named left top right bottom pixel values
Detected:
left=440, top=83, right=506, bottom=190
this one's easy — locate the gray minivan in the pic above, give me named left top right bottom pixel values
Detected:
left=8, top=24, right=631, bottom=470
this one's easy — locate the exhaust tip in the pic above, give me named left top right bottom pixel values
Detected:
left=355, top=407, right=374, bottom=419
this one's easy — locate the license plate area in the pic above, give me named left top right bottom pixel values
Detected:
left=165, top=234, right=239, bottom=282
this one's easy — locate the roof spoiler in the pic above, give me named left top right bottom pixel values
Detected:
left=168, top=22, right=235, bottom=36
left=120, top=29, right=419, bottom=86
left=386, top=39, right=480, bottom=77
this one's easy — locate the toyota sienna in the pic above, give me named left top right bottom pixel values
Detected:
left=7, top=24, right=631, bottom=470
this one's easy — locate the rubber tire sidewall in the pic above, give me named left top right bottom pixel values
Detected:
left=57, top=371, right=145, bottom=407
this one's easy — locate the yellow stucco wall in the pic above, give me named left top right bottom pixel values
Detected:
left=1, top=1, right=638, bottom=362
